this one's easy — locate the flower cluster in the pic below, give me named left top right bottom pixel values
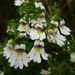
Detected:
left=3, top=43, right=29, bottom=69
left=47, top=19, right=71, bottom=47
left=3, top=0, right=71, bottom=72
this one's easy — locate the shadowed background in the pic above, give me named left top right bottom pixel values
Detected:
left=0, top=0, right=18, bottom=40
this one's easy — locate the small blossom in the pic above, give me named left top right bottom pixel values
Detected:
left=40, top=69, right=50, bottom=75
left=30, top=28, right=46, bottom=40
left=8, top=44, right=30, bottom=69
left=70, top=52, right=75, bottom=63
left=50, top=20, right=58, bottom=26
left=47, top=28, right=66, bottom=47
left=30, top=19, right=45, bottom=27
left=28, top=40, right=48, bottom=63
left=14, top=0, right=25, bottom=6
left=38, top=12, right=46, bottom=22
left=35, top=2, right=45, bottom=10
left=59, top=20, right=71, bottom=35
left=18, top=32, right=26, bottom=38
left=30, top=20, right=46, bottom=40
left=3, top=43, right=14, bottom=59
left=17, top=18, right=30, bottom=35
left=6, top=26, right=14, bottom=33
left=35, top=22, right=43, bottom=29
left=30, top=19, right=37, bottom=27
left=37, top=12, right=46, bottom=27
left=60, top=19, right=65, bottom=25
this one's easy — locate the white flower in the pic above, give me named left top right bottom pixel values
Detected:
left=47, top=28, right=66, bottom=47
left=50, top=20, right=58, bottom=26
left=14, top=0, right=25, bottom=6
left=40, top=69, right=50, bottom=75
left=60, top=19, right=65, bottom=25
left=0, top=71, right=4, bottom=75
left=30, top=19, right=36, bottom=27
left=18, top=32, right=26, bottom=38
left=37, top=12, right=46, bottom=27
left=8, top=44, right=30, bottom=69
left=35, top=2, right=45, bottom=10
left=3, top=43, right=14, bottom=59
left=30, top=20, right=46, bottom=40
left=37, top=18, right=46, bottom=26
left=38, top=13, right=46, bottom=22
left=50, top=19, right=71, bottom=35
left=59, top=20, right=71, bottom=35
left=30, top=19, right=37, bottom=27
left=70, top=52, right=75, bottom=63
left=28, top=40, right=48, bottom=63
left=30, top=19, right=45, bottom=27
left=6, top=26, right=14, bottom=33
left=17, top=18, right=30, bottom=34
left=30, top=28, right=46, bottom=40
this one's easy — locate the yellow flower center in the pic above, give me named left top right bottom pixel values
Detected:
left=61, top=26, right=64, bottom=30
left=37, top=30, right=42, bottom=34
left=22, top=24, right=26, bottom=28
left=54, top=35, right=58, bottom=39
left=36, top=48, right=41, bottom=53
left=40, top=18, right=43, bottom=21
left=17, top=53, right=22, bottom=57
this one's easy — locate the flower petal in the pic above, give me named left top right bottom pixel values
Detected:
left=41, top=48, right=48, bottom=60
left=33, top=53, right=41, bottom=63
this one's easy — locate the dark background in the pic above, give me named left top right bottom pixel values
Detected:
left=0, top=0, right=18, bottom=40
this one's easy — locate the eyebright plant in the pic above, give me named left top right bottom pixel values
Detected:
left=1, top=0, right=75, bottom=75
